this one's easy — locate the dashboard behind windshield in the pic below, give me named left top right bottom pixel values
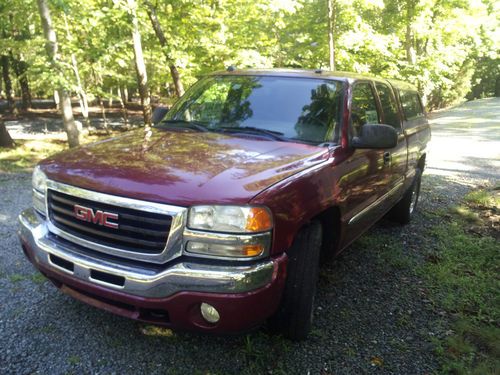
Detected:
left=162, top=75, right=345, bottom=144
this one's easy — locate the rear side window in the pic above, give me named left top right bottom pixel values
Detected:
left=399, top=91, right=424, bottom=120
left=375, top=83, right=401, bottom=130
left=351, top=83, right=380, bottom=136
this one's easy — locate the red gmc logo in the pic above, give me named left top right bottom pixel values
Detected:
left=73, top=204, right=119, bottom=229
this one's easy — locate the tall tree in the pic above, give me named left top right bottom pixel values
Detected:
left=11, top=55, right=32, bottom=109
left=1, top=56, right=15, bottom=112
left=128, top=0, right=151, bottom=126
left=36, top=0, right=80, bottom=147
left=62, top=12, right=90, bottom=127
left=144, top=0, right=184, bottom=97
left=0, top=118, right=14, bottom=148
left=404, top=0, right=417, bottom=65
left=327, top=0, right=336, bottom=71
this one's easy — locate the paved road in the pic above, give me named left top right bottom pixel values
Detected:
left=427, top=97, right=500, bottom=187
left=0, top=98, right=498, bottom=374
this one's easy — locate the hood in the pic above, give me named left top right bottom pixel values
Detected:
left=40, top=128, right=329, bottom=206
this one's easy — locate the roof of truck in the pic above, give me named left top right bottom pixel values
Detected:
left=211, top=68, right=418, bottom=92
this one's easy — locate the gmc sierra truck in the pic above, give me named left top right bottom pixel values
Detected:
left=18, top=69, right=430, bottom=340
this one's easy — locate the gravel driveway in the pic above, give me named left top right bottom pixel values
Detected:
left=1, top=98, right=498, bottom=374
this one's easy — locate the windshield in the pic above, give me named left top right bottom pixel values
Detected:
left=161, top=75, right=345, bottom=144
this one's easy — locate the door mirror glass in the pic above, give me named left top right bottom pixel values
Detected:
left=351, top=124, right=398, bottom=149
left=152, top=106, right=170, bottom=124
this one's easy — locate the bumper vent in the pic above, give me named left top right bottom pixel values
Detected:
left=47, top=189, right=172, bottom=254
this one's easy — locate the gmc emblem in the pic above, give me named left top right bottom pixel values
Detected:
left=73, top=204, right=119, bottom=229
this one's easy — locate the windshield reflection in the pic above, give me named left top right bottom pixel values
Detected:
left=161, top=75, right=345, bottom=144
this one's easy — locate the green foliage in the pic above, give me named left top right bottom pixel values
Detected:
left=0, top=0, right=498, bottom=108
left=420, top=191, right=500, bottom=374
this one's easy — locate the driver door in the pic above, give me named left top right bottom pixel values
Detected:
left=339, top=81, right=392, bottom=246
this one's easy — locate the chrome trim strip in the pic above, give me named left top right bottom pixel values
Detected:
left=182, top=229, right=271, bottom=261
left=45, top=180, right=187, bottom=264
left=88, top=275, right=125, bottom=290
left=348, top=178, right=405, bottom=225
left=46, top=180, right=185, bottom=215
left=404, top=123, right=430, bottom=137
left=33, top=189, right=46, bottom=216
left=18, top=208, right=276, bottom=297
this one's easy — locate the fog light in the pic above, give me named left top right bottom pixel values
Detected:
left=200, top=302, right=220, bottom=324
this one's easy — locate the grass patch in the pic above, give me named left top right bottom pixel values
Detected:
left=464, top=189, right=500, bottom=207
left=0, top=132, right=127, bottom=173
left=9, top=273, right=27, bottom=283
left=0, top=139, right=66, bottom=173
left=357, top=233, right=413, bottom=270
left=31, top=272, right=47, bottom=284
left=237, top=333, right=291, bottom=375
left=67, top=355, right=81, bottom=366
left=421, top=188, right=500, bottom=374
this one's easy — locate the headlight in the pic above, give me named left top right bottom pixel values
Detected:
left=32, top=166, right=47, bottom=216
left=32, top=165, right=47, bottom=193
left=188, top=205, right=273, bottom=233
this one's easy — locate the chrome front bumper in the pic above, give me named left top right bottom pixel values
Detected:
left=18, top=208, right=276, bottom=298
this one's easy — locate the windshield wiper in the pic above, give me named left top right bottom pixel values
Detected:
left=157, top=119, right=209, bottom=132
left=218, top=126, right=289, bottom=141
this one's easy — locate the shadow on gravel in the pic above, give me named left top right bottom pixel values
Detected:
left=0, top=172, right=480, bottom=375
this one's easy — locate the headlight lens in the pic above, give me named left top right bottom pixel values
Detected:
left=188, top=205, right=273, bottom=233
left=32, top=166, right=47, bottom=216
left=32, top=165, right=47, bottom=193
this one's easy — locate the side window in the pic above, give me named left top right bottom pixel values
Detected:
left=351, top=83, right=380, bottom=136
left=375, top=83, right=401, bottom=130
left=400, top=90, right=424, bottom=120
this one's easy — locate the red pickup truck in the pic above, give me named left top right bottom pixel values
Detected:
left=18, top=69, right=430, bottom=340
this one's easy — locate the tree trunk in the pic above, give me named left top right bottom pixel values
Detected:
left=117, top=86, right=129, bottom=125
left=122, top=87, right=129, bottom=103
left=60, top=90, right=80, bottom=146
left=63, top=14, right=90, bottom=127
left=405, top=0, right=417, bottom=65
left=327, top=0, right=336, bottom=71
left=144, top=0, right=185, bottom=97
left=97, top=96, right=110, bottom=134
left=129, top=0, right=152, bottom=127
left=0, top=119, right=15, bottom=148
left=109, top=87, right=113, bottom=107
left=53, top=90, right=60, bottom=110
left=37, top=0, right=80, bottom=147
left=1, top=56, right=15, bottom=112
left=11, top=56, right=31, bottom=110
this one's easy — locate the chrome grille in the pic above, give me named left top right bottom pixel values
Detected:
left=47, top=189, right=172, bottom=254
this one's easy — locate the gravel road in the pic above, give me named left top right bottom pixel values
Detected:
left=1, top=98, right=498, bottom=374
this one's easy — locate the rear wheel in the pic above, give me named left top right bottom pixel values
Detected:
left=390, top=168, right=422, bottom=224
left=269, top=221, right=322, bottom=341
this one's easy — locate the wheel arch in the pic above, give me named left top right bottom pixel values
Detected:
left=310, top=205, right=342, bottom=263
left=417, top=153, right=426, bottom=171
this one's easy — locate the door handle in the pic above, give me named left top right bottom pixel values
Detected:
left=383, top=152, right=391, bottom=165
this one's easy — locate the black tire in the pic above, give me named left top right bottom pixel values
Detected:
left=269, top=221, right=322, bottom=341
left=389, top=168, right=422, bottom=224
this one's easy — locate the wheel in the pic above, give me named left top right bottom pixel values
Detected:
left=269, top=221, right=322, bottom=341
left=389, top=168, right=422, bottom=224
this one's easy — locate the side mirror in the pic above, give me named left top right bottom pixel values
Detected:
left=351, top=124, right=398, bottom=149
left=152, top=106, right=170, bottom=124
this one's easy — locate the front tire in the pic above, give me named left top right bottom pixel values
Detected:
left=270, top=221, right=322, bottom=341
